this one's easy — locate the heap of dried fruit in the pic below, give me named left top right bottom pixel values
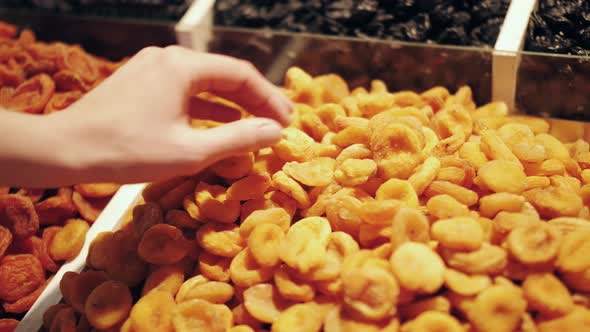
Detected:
left=45, top=67, right=590, bottom=332
left=0, top=22, right=123, bottom=325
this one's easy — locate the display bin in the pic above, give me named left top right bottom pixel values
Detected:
left=15, top=185, right=147, bottom=332
left=5, top=2, right=590, bottom=328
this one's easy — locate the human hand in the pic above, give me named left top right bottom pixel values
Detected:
left=43, top=46, right=292, bottom=185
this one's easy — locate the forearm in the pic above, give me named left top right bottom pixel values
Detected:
left=0, top=110, right=85, bottom=187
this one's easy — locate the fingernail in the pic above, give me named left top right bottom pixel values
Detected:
left=256, top=119, right=282, bottom=142
left=269, top=93, right=292, bottom=126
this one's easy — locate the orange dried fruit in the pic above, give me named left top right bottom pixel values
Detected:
left=0, top=254, right=44, bottom=302
left=391, top=242, right=444, bottom=294
left=195, top=182, right=240, bottom=224
left=0, top=194, right=39, bottom=239
left=522, top=273, right=574, bottom=317
left=129, top=290, right=175, bottom=332
left=226, top=174, right=271, bottom=201
left=198, top=252, right=231, bottom=283
left=73, top=183, right=120, bottom=198
left=171, top=299, right=233, bottom=332
left=243, top=283, right=291, bottom=324
left=197, top=222, right=244, bottom=258
left=230, top=249, right=276, bottom=288
left=248, top=223, right=284, bottom=267
left=85, top=280, right=132, bottom=330
left=142, top=264, right=185, bottom=296
left=49, top=218, right=89, bottom=261
left=72, top=191, right=108, bottom=223
left=211, top=153, right=254, bottom=179
left=431, top=217, right=484, bottom=251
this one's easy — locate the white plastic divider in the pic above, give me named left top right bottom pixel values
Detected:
left=16, top=183, right=147, bottom=332
left=175, top=0, right=216, bottom=52
left=492, top=0, right=537, bottom=110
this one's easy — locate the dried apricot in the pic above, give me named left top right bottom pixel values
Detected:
left=72, top=191, right=108, bottom=223
left=390, top=242, right=444, bottom=294
left=142, top=264, right=185, bottom=296
left=172, top=299, right=233, bottom=332
left=195, top=182, right=240, bottom=224
left=211, top=153, right=254, bottom=179
left=0, top=225, right=11, bottom=259
left=243, top=283, right=291, bottom=324
left=441, top=243, right=507, bottom=275
left=85, top=280, right=132, bottom=330
left=401, top=311, right=463, bottom=332
left=227, top=174, right=271, bottom=201
left=129, top=290, right=175, bottom=332
left=0, top=254, right=44, bottom=302
left=443, top=268, right=491, bottom=296
left=197, top=222, right=244, bottom=258
left=0, top=194, right=39, bottom=239
left=468, top=284, right=527, bottom=332
left=274, top=264, right=315, bottom=302
left=49, top=218, right=89, bottom=261
left=248, top=223, right=284, bottom=267
left=431, top=217, right=484, bottom=251
left=138, top=224, right=189, bottom=265
left=557, top=231, right=590, bottom=273
left=507, top=223, right=561, bottom=266
left=390, top=208, right=430, bottom=250
left=68, top=270, right=109, bottom=313
left=271, top=303, right=323, bottom=332
left=271, top=171, right=311, bottom=208
left=176, top=277, right=234, bottom=304
left=230, top=249, right=276, bottom=288
left=280, top=217, right=331, bottom=274
left=131, top=202, right=163, bottom=238
left=198, top=252, right=231, bottom=282
left=426, top=194, right=470, bottom=219
left=522, top=273, right=574, bottom=317
left=74, top=183, right=120, bottom=198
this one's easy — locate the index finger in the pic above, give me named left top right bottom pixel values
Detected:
left=170, top=48, right=292, bottom=126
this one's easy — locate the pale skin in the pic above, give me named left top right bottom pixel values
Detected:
left=0, top=46, right=292, bottom=188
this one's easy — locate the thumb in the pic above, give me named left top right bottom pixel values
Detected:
left=191, top=118, right=283, bottom=162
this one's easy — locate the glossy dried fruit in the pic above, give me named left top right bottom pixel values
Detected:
left=557, top=231, right=590, bottom=273
left=271, top=303, right=323, bottom=332
left=172, top=299, right=233, bottom=332
left=0, top=194, right=39, bottom=239
left=176, top=277, right=234, bottom=304
left=195, top=182, right=240, bottom=224
left=390, top=208, right=430, bottom=250
left=198, top=222, right=244, bottom=258
left=49, top=218, right=89, bottom=261
left=391, top=242, right=444, bottom=294
left=0, top=254, right=44, bottom=302
left=74, top=183, right=120, bottom=198
left=138, top=224, right=189, bottom=265
left=280, top=217, right=331, bottom=274
left=85, top=280, right=132, bottom=330
left=523, top=273, right=574, bottom=317
left=468, top=284, right=527, bottom=332
left=0, top=225, right=12, bottom=259
left=507, top=223, right=561, bottom=266
left=72, top=191, right=108, bottom=223
left=431, top=217, right=484, bottom=251
left=443, top=268, right=492, bottom=296
left=243, top=283, right=291, bottom=324
left=129, top=290, right=175, bottom=332
left=230, top=249, right=276, bottom=288
left=142, top=264, right=185, bottom=296
left=198, top=252, right=231, bottom=283
left=248, top=223, right=284, bottom=267
left=226, top=174, right=271, bottom=201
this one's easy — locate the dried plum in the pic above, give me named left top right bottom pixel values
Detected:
left=526, top=0, right=590, bottom=55
left=215, top=0, right=509, bottom=47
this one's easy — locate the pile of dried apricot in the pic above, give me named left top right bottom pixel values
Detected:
left=0, top=22, right=123, bottom=326
left=45, top=67, right=590, bottom=332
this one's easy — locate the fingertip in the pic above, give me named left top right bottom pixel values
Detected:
left=253, top=118, right=283, bottom=144
left=268, top=93, right=293, bottom=127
